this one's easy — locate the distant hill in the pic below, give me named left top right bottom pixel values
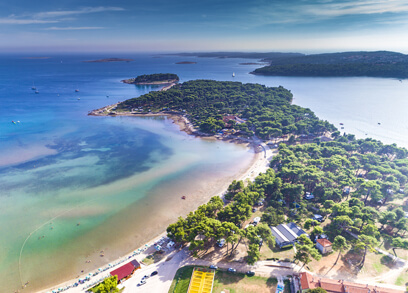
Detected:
left=253, top=51, right=408, bottom=78
left=168, top=52, right=304, bottom=61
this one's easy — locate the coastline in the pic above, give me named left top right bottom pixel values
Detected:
left=39, top=136, right=271, bottom=293
left=41, top=97, right=273, bottom=293
left=121, top=79, right=179, bottom=85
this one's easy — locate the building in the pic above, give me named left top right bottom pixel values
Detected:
left=298, top=272, right=403, bottom=293
left=110, top=259, right=141, bottom=283
left=316, top=238, right=332, bottom=254
left=270, top=222, right=308, bottom=248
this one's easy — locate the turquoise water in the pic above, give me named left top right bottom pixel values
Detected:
left=0, top=55, right=257, bottom=292
left=2, top=54, right=408, bottom=292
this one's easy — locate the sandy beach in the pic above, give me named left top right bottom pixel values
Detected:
left=37, top=81, right=274, bottom=293
left=38, top=121, right=273, bottom=293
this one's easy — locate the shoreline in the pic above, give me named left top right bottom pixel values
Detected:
left=121, top=79, right=179, bottom=86
left=41, top=106, right=273, bottom=293
left=39, top=139, right=271, bottom=293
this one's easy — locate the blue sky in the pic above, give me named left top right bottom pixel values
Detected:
left=1, top=0, right=408, bottom=53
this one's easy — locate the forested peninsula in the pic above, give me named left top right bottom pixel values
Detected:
left=122, top=73, right=179, bottom=84
left=253, top=51, right=408, bottom=78
left=115, top=80, right=335, bottom=138
left=97, top=79, right=408, bottom=268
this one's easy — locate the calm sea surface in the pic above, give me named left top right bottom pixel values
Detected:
left=1, top=54, right=408, bottom=292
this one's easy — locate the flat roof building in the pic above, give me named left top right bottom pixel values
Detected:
left=270, top=222, right=308, bottom=248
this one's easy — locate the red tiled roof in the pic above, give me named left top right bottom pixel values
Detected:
left=299, top=273, right=403, bottom=293
left=300, top=272, right=316, bottom=290
left=320, top=281, right=344, bottom=293
left=317, top=238, right=332, bottom=247
left=110, top=260, right=140, bottom=281
left=222, top=115, right=236, bottom=123
left=344, top=285, right=370, bottom=293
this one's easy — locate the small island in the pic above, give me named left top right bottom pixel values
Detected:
left=23, top=57, right=51, bottom=59
left=175, top=61, right=197, bottom=64
left=83, top=58, right=134, bottom=63
left=122, top=73, right=179, bottom=85
left=239, top=62, right=269, bottom=65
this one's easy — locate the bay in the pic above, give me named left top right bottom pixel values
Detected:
left=1, top=53, right=408, bottom=292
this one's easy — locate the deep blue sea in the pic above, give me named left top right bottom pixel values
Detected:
left=1, top=53, right=408, bottom=292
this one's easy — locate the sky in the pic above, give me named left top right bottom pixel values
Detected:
left=1, top=0, right=408, bottom=53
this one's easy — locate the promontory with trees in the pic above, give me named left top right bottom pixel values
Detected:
left=106, top=78, right=408, bottom=272
left=121, top=73, right=179, bottom=84
left=253, top=51, right=408, bottom=78
left=116, top=79, right=335, bottom=138
left=173, top=50, right=408, bottom=79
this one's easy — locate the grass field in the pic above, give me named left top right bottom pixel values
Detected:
left=169, top=266, right=278, bottom=293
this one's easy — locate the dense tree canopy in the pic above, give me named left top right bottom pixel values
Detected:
left=116, top=80, right=335, bottom=137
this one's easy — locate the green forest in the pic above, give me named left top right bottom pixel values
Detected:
left=167, top=136, right=408, bottom=268
left=124, top=73, right=179, bottom=84
left=252, top=51, right=408, bottom=78
left=117, top=80, right=335, bottom=138
left=252, top=63, right=408, bottom=78
left=114, top=79, right=408, bottom=268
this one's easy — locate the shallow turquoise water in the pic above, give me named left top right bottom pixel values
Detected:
left=2, top=53, right=408, bottom=292
left=0, top=54, right=256, bottom=292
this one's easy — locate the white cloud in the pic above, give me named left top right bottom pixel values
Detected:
left=0, top=17, right=58, bottom=24
left=249, top=0, right=408, bottom=26
left=44, top=26, right=105, bottom=30
left=35, top=7, right=124, bottom=19
left=0, top=6, right=124, bottom=25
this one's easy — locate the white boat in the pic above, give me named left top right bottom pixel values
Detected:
left=232, top=72, right=235, bottom=77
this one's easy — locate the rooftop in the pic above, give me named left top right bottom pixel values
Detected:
left=316, top=238, right=332, bottom=247
left=299, top=272, right=403, bottom=293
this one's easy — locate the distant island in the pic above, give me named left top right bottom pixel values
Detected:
left=83, top=58, right=134, bottom=63
left=23, top=57, right=51, bottom=59
left=122, top=73, right=180, bottom=85
left=175, top=61, right=197, bottom=64
left=252, top=51, right=408, bottom=78
left=169, top=52, right=303, bottom=60
left=239, top=62, right=269, bottom=65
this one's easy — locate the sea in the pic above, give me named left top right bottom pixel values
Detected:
left=1, top=53, right=408, bottom=292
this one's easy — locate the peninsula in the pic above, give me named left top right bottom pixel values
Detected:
left=121, top=73, right=179, bottom=85
left=91, top=79, right=334, bottom=139
left=54, top=79, right=408, bottom=293
left=175, top=61, right=197, bottom=64
left=83, top=58, right=134, bottom=63
left=253, top=51, right=408, bottom=78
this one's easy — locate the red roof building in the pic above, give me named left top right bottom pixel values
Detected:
left=298, top=272, right=403, bottom=293
left=316, top=238, right=332, bottom=254
left=110, top=259, right=141, bottom=283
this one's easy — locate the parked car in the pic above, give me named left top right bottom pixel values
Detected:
left=252, top=207, right=257, bottom=213
left=217, top=238, right=226, bottom=247
left=312, top=214, right=323, bottom=222
left=150, top=271, right=158, bottom=276
left=137, top=280, right=146, bottom=286
left=228, top=268, right=236, bottom=273
left=246, top=271, right=255, bottom=276
left=209, top=265, right=218, bottom=270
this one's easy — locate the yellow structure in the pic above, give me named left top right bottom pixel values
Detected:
left=187, top=267, right=215, bottom=293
